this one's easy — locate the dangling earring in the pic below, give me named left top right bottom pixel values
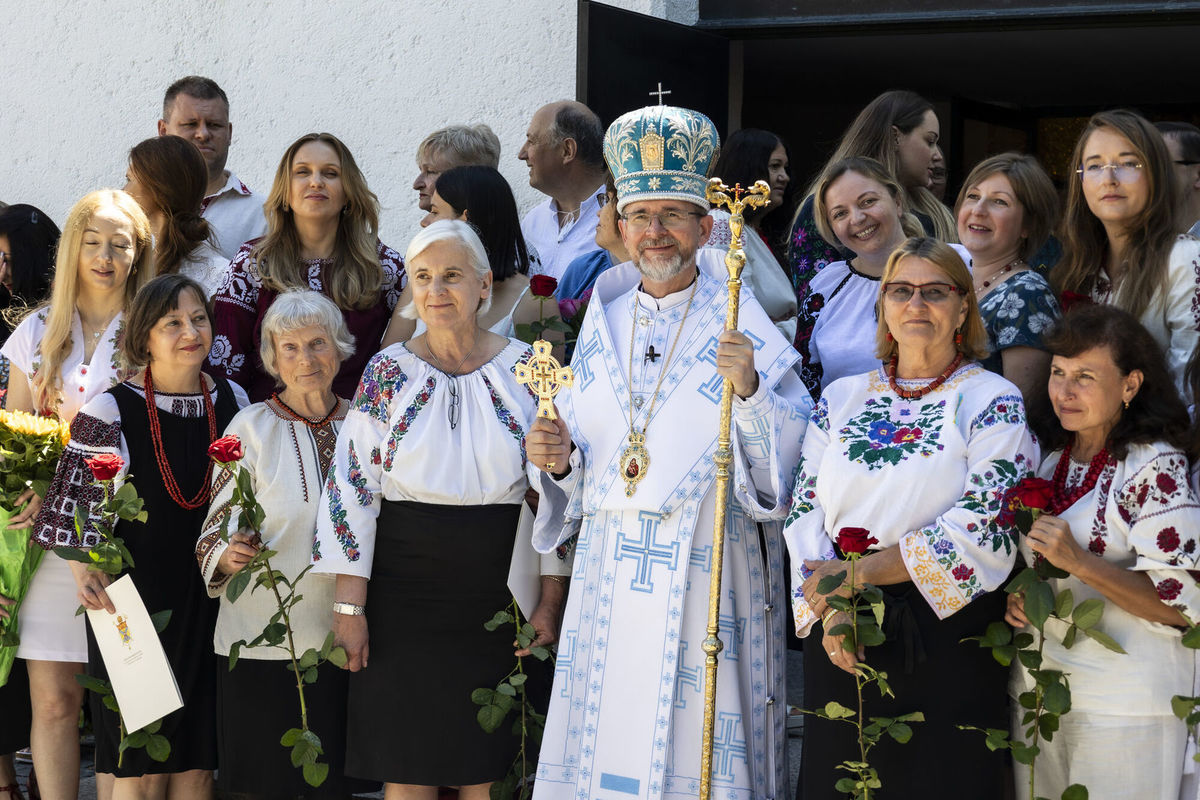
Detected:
left=954, top=329, right=963, bottom=346
left=885, top=331, right=894, bottom=343
left=342, top=205, right=349, bottom=217
left=1123, top=399, right=1130, bottom=410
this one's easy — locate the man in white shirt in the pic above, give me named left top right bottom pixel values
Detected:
left=158, top=76, right=267, bottom=260
left=518, top=101, right=608, bottom=280
left=411, top=123, right=502, bottom=212
left=1157, top=121, right=1200, bottom=237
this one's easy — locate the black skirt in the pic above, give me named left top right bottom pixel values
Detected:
left=798, top=583, right=1009, bottom=799
left=0, top=657, right=31, bottom=753
left=345, top=500, right=524, bottom=786
left=216, top=656, right=376, bottom=798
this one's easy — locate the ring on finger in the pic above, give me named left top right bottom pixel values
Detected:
left=545, top=461, right=556, bottom=471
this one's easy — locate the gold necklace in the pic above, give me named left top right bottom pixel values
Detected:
left=620, top=278, right=698, bottom=497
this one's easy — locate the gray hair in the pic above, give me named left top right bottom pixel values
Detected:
left=416, top=124, right=501, bottom=169
left=550, top=103, right=605, bottom=170
left=259, top=290, right=356, bottom=385
left=398, top=220, right=493, bottom=320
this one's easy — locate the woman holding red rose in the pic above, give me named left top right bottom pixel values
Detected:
left=1005, top=304, right=1200, bottom=799
left=381, top=165, right=543, bottom=347
left=784, top=237, right=1039, bottom=797
left=34, top=275, right=248, bottom=798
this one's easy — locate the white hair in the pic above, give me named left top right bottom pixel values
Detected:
left=398, top=219, right=493, bottom=320
left=259, top=289, right=356, bottom=384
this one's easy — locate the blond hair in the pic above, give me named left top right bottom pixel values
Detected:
left=34, top=190, right=155, bottom=412
left=812, top=157, right=924, bottom=249
left=874, top=237, right=988, bottom=361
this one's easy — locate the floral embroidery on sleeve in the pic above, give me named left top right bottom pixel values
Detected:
left=970, top=394, right=1025, bottom=429
left=353, top=353, right=408, bottom=423
left=383, top=377, right=436, bottom=471
left=346, top=441, right=373, bottom=508
left=323, top=473, right=359, bottom=561
left=481, top=374, right=527, bottom=467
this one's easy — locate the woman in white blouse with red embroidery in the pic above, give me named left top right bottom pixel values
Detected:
left=1006, top=304, right=1200, bottom=799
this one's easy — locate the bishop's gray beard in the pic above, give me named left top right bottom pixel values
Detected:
left=633, top=238, right=692, bottom=282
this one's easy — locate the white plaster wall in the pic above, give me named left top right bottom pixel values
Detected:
left=1, top=0, right=695, bottom=247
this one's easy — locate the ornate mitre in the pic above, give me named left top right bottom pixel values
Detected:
left=602, top=104, right=721, bottom=213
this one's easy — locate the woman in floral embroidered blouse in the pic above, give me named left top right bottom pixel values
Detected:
left=956, top=153, right=1061, bottom=404
left=313, top=221, right=567, bottom=798
left=1006, top=305, right=1200, bottom=799
left=196, top=290, right=370, bottom=797
left=785, top=237, right=1038, bottom=798
left=0, top=190, right=153, bottom=800
left=208, top=132, right=404, bottom=402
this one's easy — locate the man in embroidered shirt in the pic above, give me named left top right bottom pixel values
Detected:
left=411, top=123, right=502, bottom=213
left=158, top=75, right=266, bottom=260
left=518, top=101, right=608, bottom=281
left=525, top=103, right=811, bottom=800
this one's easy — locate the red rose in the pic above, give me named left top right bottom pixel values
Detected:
left=208, top=435, right=244, bottom=464
left=1158, top=527, right=1181, bottom=553
left=529, top=275, right=558, bottom=298
left=1157, top=473, right=1178, bottom=495
left=1059, top=291, right=1093, bottom=313
left=952, top=565, right=974, bottom=581
left=1005, top=477, right=1055, bottom=513
left=1088, top=536, right=1106, bottom=555
left=837, top=527, right=878, bottom=555
left=1157, top=578, right=1183, bottom=601
left=84, top=453, right=124, bottom=482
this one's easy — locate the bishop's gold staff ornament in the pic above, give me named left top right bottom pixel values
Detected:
left=699, top=177, right=770, bottom=800
left=514, top=339, right=575, bottom=421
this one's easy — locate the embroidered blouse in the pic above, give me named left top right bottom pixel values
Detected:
left=1010, top=443, right=1200, bottom=714
left=0, top=307, right=126, bottom=422
left=708, top=210, right=798, bottom=340
left=312, top=339, right=538, bottom=578
left=178, top=239, right=232, bottom=299
left=30, top=378, right=250, bottom=550
left=196, top=397, right=346, bottom=658
left=977, top=270, right=1060, bottom=375
left=208, top=238, right=405, bottom=402
left=1090, top=236, right=1200, bottom=395
left=784, top=362, right=1039, bottom=636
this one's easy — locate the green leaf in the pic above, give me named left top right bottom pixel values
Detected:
left=823, top=701, right=855, bottom=719
left=228, top=641, right=243, bottom=670
left=263, top=622, right=287, bottom=646
left=1071, top=598, right=1104, bottom=630
left=991, top=645, right=1017, bottom=667
left=281, top=728, right=303, bottom=746
left=298, top=649, right=319, bottom=669
left=477, top=703, right=507, bottom=733
left=75, top=674, right=113, bottom=694
left=1182, top=626, right=1200, bottom=649
left=1017, top=649, right=1043, bottom=670
left=1036, top=559, right=1070, bottom=580
left=327, top=646, right=348, bottom=668
left=529, top=645, right=551, bottom=660
left=303, top=667, right=318, bottom=684
left=1018, top=690, right=1038, bottom=710
left=887, top=723, right=913, bottom=743
left=124, top=729, right=149, bottom=748
left=54, top=546, right=95, bottom=564
left=226, top=569, right=252, bottom=603
left=149, top=609, right=171, bottom=634
left=895, top=711, right=924, bottom=722
left=1082, top=627, right=1126, bottom=653
left=1005, top=568, right=1038, bottom=596
left=497, top=682, right=517, bottom=697
left=509, top=673, right=528, bottom=687
left=1010, top=741, right=1039, bottom=765
left=1061, top=785, right=1088, bottom=800
left=834, top=778, right=857, bottom=794
left=320, top=630, right=335, bottom=659
left=1172, top=695, right=1198, bottom=720
left=1061, top=625, right=1078, bottom=650
left=302, top=761, right=329, bottom=787
left=1024, top=580, right=1055, bottom=630
left=1043, top=681, right=1071, bottom=715
left=290, top=741, right=313, bottom=768
left=471, top=688, right=495, bottom=706
left=815, top=571, right=847, bottom=595
left=1054, top=588, right=1074, bottom=618
left=145, top=735, right=170, bottom=762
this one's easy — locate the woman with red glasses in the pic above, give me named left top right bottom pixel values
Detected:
left=785, top=236, right=1037, bottom=799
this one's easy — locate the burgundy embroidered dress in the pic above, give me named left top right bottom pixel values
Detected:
left=208, top=238, right=404, bottom=402
left=33, top=377, right=247, bottom=775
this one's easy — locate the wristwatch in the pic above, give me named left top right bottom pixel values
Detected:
left=332, top=602, right=366, bottom=616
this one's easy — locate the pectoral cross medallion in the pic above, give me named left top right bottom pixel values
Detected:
left=620, top=430, right=650, bottom=497
left=514, top=339, right=574, bottom=420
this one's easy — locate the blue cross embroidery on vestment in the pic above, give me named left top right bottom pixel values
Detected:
left=673, top=641, right=702, bottom=708
left=613, top=511, right=679, bottom=593
left=573, top=329, right=604, bottom=390
left=712, top=711, right=749, bottom=780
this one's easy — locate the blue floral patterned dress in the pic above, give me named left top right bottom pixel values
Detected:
left=977, top=270, right=1060, bottom=375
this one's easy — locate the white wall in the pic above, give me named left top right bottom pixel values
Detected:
left=1, top=0, right=695, bottom=247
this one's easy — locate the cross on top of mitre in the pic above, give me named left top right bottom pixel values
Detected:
left=514, top=340, right=574, bottom=420
left=649, top=83, right=672, bottom=105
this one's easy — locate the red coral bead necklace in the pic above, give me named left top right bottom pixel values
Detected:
left=144, top=363, right=217, bottom=510
left=1049, top=440, right=1111, bottom=514
left=886, top=352, right=964, bottom=400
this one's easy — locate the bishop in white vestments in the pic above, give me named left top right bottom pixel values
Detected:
left=527, top=103, right=812, bottom=800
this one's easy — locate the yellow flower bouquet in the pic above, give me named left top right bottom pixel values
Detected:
left=0, top=407, right=71, bottom=685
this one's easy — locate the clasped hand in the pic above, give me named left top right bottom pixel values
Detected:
left=216, top=530, right=261, bottom=576
left=803, top=558, right=865, bottom=675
